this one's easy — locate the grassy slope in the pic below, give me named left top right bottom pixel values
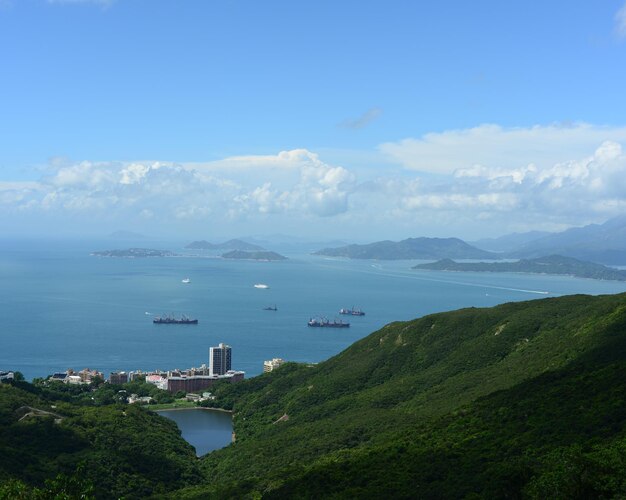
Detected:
left=178, top=293, right=626, bottom=497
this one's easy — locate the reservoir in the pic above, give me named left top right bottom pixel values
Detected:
left=156, top=408, right=233, bottom=456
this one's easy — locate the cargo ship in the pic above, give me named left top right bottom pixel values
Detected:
left=307, top=317, right=350, bottom=328
left=339, top=307, right=365, bottom=316
left=153, top=314, right=198, bottom=324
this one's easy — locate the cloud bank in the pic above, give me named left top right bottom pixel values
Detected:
left=3, top=124, right=626, bottom=238
left=379, top=123, right=626, bottom=174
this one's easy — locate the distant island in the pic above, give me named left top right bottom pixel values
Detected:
left=413, top=254, right=626, bottom=281
left=221, top=250, right=287, bottom=261
left=185, top=239, right=265, bottom=252
left=314, top=237, right=498, bottom=260
left=91, top=248, right=178, bottom=258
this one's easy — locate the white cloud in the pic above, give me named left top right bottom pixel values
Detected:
left=616, top=2, right=626, bottom=39
left=3, top=133, right=626, bottom=238
left=379, top=123, right=626, bottom=174
left=2, top=150, right=356, bottom=224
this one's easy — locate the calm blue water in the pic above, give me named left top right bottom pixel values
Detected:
left=155, top=408, right=232, bottom=456
left=2, top=238, right=626, bottom=381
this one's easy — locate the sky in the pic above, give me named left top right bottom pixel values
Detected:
left=1, top=0, right=626, bottom=242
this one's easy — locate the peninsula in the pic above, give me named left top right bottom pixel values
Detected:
left=413, top=254, right=626, bottom=281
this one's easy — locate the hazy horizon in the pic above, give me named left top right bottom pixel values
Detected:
left=2, top=1, right=626, bottom=241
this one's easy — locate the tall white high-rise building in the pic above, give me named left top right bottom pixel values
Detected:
left=209, top=343, right=232, bottom=376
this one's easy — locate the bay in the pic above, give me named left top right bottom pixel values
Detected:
left=2, top=238, right=626, bottom=381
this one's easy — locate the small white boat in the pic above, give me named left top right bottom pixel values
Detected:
left=182, top=278, right=191, bottom=284
left=254, top=283, right=269, bottom=289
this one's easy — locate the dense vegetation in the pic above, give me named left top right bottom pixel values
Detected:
left=0, top=380, right=200, bottom=498
left=3, top=292, right=626, bottom=498
left=414, top=254, right=626, bottom=281
left=183, top=293, right=626, bottom=497
left=314, top=236, right=497, bottom=260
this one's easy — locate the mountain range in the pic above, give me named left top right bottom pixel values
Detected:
left=504, top=215, right=626, bottom=264
left=314, top=215, right=626, bottom=265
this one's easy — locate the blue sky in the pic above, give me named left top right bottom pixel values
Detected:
left=1, top=0, right=626, bottom=241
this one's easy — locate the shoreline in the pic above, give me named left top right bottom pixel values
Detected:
left=153, top=406, right=233, bottom=414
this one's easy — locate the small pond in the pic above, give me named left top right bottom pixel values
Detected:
left=156, top=408, right=233, bottom=456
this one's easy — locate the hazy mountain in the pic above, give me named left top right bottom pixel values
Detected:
left=471, top=230, right=551, bottom=253
left=185, top=239, right=265, bottom=251
left=314, top=237, right=499, bottom=260
left=510, top=215, right=626, bottom=264
left=414, top=254, right=626, bottom=281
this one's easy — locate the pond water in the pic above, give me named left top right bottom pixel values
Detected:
left=156, top=408, right=233, bottom=456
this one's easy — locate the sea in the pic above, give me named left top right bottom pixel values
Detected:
left=2, top=238, right=626, bottom=381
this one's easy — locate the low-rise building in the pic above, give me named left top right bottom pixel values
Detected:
left=263, top=358, right=285, bottom=372
left=166, top=370, right=245, bottom=393
left=78, top=368, right=103, bottom=383
left=0, top=371, right=14, bottom=382
left=128, top=394, right=153, bottom=404
left=145, top=374, right=168, bottom=391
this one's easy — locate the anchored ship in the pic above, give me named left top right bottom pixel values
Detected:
left=339, top=307, right=365, bottom=316
left=307, top=317, right=350, bottom=328
left=263, top=305, right=278, bottom=311
left=153, top=314, right=198, bottom=324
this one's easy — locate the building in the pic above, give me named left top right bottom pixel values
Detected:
left=78, top=368, right=103, bottom=383
left=109, top=371, right=128, bottom=385
left=0, top=371, right=14, bottom=382
left=145, top=374, right=168, bottom=391
left=263, top=358, right=285, bottom=373
left=166, top=371, right=245, bottom=394
left=209, top=343, right=232, bottom=376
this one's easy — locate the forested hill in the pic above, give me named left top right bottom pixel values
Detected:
left=414, top=254, right=626, bottom=281
left=314, top=236, right=498, bottom=260
left=180, top=292, right=626, bottom=498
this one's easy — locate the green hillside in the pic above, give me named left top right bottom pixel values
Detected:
left=3, top=293, right=626, bottom=498
left=180, top=293, right=626, bottom=498
left=0, top=382, right=201, bottom=499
